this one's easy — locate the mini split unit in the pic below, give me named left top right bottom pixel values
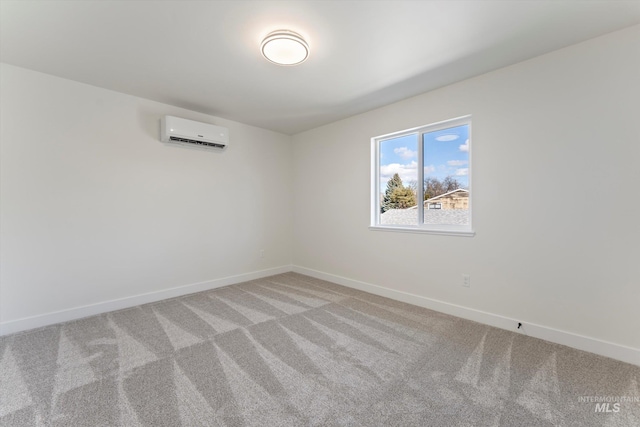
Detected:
left=160, top=116, right=229, bottom=150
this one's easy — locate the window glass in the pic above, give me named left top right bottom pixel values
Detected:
left=423, top=124, right=469, bottom=226
left=379, top=134, right=418, bottom=226
left=371, top=116, right=472, bottom=235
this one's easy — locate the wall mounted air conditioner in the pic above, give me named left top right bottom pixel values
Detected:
left=160, top=115, right=229, bottom=150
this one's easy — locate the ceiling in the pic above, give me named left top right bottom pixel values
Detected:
left=1, top=1, right=639, bottom=135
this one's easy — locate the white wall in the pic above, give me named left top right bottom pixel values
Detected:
left=292, top=25, right=640, bottom=352
left=1, top=26, right=638, bottom=363
left=0, top=64, right=292, bottom=328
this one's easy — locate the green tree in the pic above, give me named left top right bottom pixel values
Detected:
left=381, top=173, right=403, bottom=212
left=390, top=186, right=417, bottom=209
left=382, top=173, right=416, bottom=212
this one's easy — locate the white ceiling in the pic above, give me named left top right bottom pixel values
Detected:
left=1, top=1, right=639, bottom=135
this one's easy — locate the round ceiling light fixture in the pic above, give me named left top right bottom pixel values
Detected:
left=261, top=30, right=309, bottom=66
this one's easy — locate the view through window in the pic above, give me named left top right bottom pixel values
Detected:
left=372, top=116, right=472, bottom=235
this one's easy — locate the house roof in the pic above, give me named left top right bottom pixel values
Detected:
left=425, top=188, right=469, bottom=203
left=380, top=208, right=469, bottom=226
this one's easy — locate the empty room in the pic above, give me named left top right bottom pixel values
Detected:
left=0, top=1, right=639, bottom=426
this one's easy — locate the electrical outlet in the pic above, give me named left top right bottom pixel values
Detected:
left=462, top=274, right=470, bottom=288
left=259, top=249, right=265, bottom=258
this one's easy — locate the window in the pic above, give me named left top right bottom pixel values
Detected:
left=370, top=116, right=473, bottom=236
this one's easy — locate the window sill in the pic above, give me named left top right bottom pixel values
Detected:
left=369, top=225, right=475, bottom=237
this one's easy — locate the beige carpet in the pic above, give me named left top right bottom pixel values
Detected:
left=0, top=272, right=638, bottom=426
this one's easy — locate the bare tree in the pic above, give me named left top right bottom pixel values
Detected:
left=424, top=176, right=463, bottom=200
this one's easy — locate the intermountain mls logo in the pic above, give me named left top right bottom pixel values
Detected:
left=578, top=395, right=640, bottom=413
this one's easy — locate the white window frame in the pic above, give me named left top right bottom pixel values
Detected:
left=370, top=115, right=474, bottom=237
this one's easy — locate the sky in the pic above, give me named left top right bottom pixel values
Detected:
left=379, top=124, right=469, bottom=190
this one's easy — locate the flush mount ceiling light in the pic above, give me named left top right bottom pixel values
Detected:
left=261, top=30, right=309, bottom=66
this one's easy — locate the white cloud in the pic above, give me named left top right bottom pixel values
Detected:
left=459, top=139, right=469, bottom=152
left=424, top=165, right=435, bottom=175
left=436, top=134, right=459, bottom=142
left=455, top=168, right=469, bottom=176
left=393, top=147, right=417, bottom=159
left=380, top=161, right=418, bottom=185
left=447, top=160, right=468, bottom=166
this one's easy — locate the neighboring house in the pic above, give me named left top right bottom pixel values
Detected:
left=425, top=188, right=469, bottom=210
left=381, top=188, right=470, bottom=226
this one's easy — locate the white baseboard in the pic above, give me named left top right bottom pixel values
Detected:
left=0, top=265, right=292, bottom=336
left=292, top=265, right=640, bottom=367
left=3, top=263, right=638, bottom=366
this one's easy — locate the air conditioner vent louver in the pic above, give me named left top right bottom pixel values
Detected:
left=169, top=136, right=226, bottom=149
left=160, top=116, right=229, bottom=150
